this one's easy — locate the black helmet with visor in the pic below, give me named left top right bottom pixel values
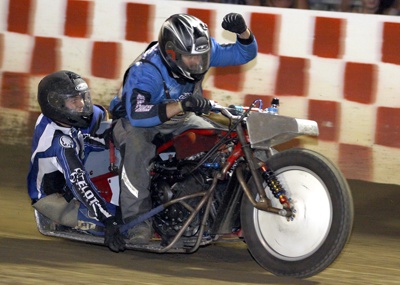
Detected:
left=158, top=14, right=211, bottom=83
left=37, top=70, right=93, bottom=128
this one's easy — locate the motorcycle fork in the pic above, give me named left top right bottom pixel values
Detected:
left=235, top=123, right=292, bottom=218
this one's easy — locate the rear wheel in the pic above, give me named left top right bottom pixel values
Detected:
left=241, top=148, right=353, bottom=278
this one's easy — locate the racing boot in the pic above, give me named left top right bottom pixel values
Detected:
left=127, top=219, right=153, bottom=245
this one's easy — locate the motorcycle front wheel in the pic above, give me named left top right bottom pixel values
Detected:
left=240, top=148, right=354, bottom=278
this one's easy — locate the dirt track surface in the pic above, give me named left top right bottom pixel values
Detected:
left=1, top=145, right=400, bottom=285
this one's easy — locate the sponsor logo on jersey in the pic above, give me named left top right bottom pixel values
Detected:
left=135, top=94, right=154, bottom=112
left=59, top=135, right=74, bottom=148
left=70, top=168, right=101, bottom=209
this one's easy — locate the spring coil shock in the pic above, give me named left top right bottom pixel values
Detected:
left=260, top=163, right=291, bottom=210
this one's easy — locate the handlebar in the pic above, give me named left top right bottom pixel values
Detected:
left=210, top=101, right=242, bottom=121
left=209, top=100, right=264, bottom=121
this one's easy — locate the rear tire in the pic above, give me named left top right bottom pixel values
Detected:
left=240, top=148, right=353, bottom=278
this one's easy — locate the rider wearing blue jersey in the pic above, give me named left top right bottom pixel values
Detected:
left=111, top=13, right=258, bottom=244
left=27, top=70, right=125, bottom=252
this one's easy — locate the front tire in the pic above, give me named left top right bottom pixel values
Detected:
left=240, top=148, right=353, bottom=278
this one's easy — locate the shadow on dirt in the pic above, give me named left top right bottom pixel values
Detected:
left=0, top=236, right=318, bottom=285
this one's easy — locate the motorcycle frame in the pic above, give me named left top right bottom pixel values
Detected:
left=145, top=108, right=319, bottom=252
left=131, top=120, right=291, bottom=253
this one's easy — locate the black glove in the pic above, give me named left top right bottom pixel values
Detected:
left=222, top=13, right=247, bottom=34
left=98, top=122, right=116, bottom=149
left=181, top=96, right=211, bottom=115
left=104, top=217, right=126, bottom=253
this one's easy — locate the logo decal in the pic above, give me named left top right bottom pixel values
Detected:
left=70, top=168, right=102, bottom=209
left=135, top=94, right=153, bottom=112
left=59, top=135, right=74, bottom=148
left=195, top=44, right=209, bottom=52
left=75, top=82, right=89, bottom=91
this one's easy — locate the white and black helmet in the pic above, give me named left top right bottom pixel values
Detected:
left=37, top=70, right=93, bottom=128
left=158, top=14, right=211, bottom=82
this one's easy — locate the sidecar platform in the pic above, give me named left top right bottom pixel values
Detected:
left=34, top=210, right=214, bottom=253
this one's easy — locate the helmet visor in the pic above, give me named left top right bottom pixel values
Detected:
left=176, top=53, right=210, bottom=75
left=48, top=91, right=93, bottom=117
left=166, top=41, right=211, bottom=77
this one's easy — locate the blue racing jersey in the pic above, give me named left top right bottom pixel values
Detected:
left=27, top=105, right=112, bottom=222
left=121, top=35, right=258, bottom=127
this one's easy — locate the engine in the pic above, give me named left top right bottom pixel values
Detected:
left=150, top=157, right=212, bottom=242
left=149, top=129, right=237, bottom=243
